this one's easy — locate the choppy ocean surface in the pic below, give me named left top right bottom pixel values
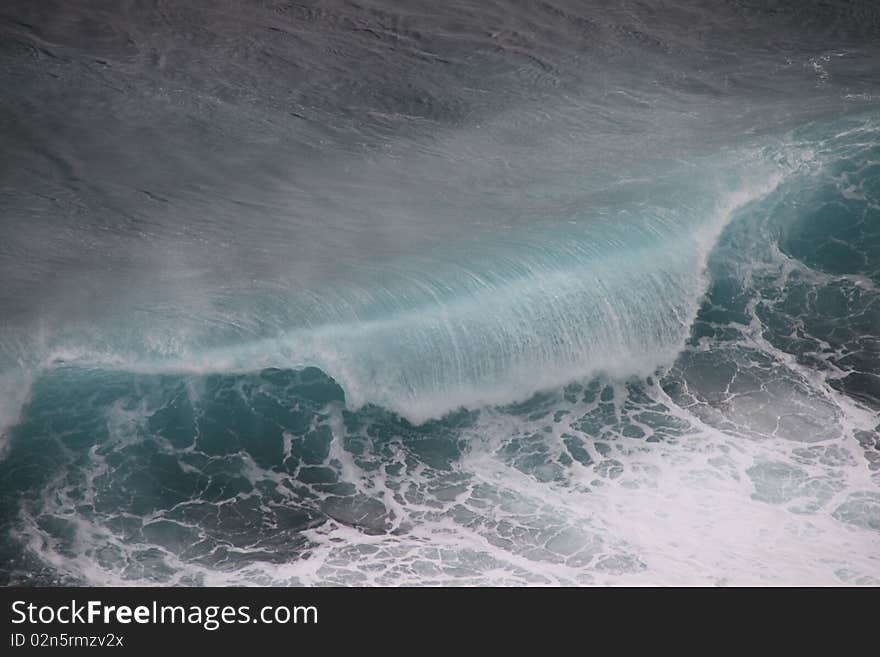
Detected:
left=0, top=0, right=878, bottom=585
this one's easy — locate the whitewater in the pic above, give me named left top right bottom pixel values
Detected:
left=0, top=0, right=878, bottom=585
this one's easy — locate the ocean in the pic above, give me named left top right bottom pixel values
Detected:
left=0, top=0, right=878, bottom=585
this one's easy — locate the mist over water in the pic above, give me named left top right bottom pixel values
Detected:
left=1, top=1, right=878, bottom=585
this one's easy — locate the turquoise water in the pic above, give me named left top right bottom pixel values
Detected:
left=0, top=1, right=878, bottom=585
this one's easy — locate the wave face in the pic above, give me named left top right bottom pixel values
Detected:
left=1, top=0, right=879, bottom=585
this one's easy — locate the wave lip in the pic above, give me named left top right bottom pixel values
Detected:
left=15, top=156, right=784, bottom=424
left=272, top=169, right=785, bottom=421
